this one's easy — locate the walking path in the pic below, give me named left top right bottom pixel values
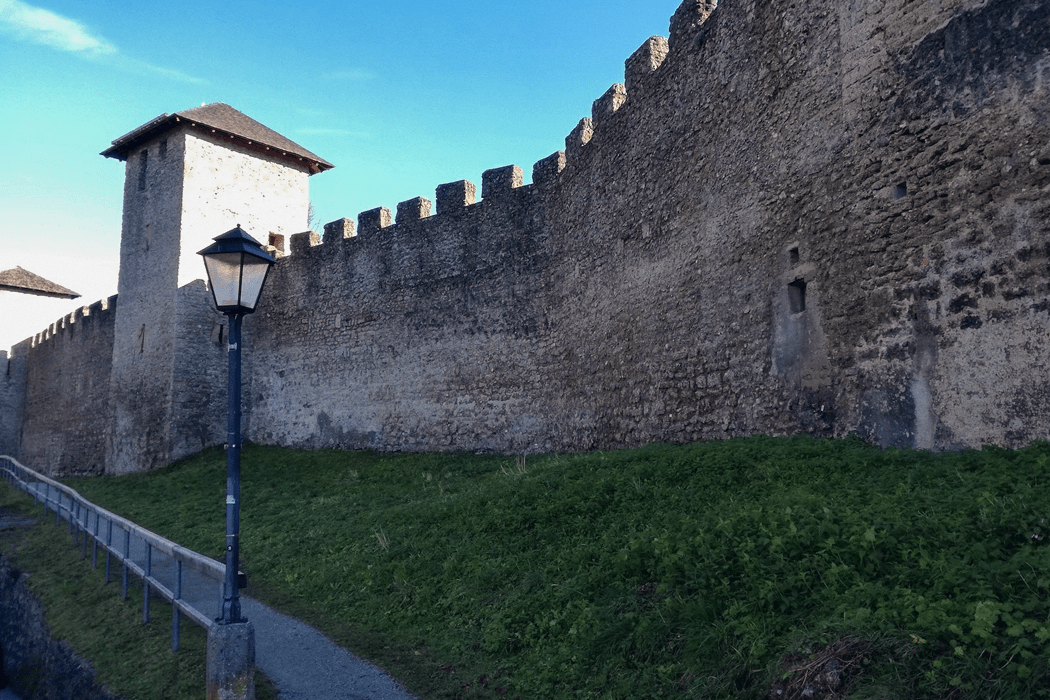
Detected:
left=243, top=597, right=418, bottom=700
left=7, top=475, right=419, bottom=700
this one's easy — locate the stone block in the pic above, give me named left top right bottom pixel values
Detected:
left=358, top=207, right=392, bottom=235
left=625, top=36, right=669, bottom=93
left=482, top=165, right=523, bottom=199
left=591, top=83, right=627, bottom=128
left=669, top=0, right=718, bottom=52
left=206, top=621, right=256, bottom=700
left=322, top=218, right=355, bottom=243
left=396, top=196, right=432, bottom=223
left=565, top=118, right=593, bottom=161
left=289, top=231, right=320, bottom=254
left=435, top=180, right=477, bottom=214
left=533, top=151, right=566, bottom=186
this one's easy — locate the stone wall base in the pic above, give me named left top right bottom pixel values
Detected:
left=0, top=554, right=121, bottom=700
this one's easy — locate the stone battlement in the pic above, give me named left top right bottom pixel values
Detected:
left=29, top=296, right=118, bottom=348
left=6, top=0, right=1050, bottom=474
left=302, top=24, right=679, bottom=248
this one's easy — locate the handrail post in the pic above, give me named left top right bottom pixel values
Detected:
left=143, top=542, right=152, bottom=624
left=105, top=519, right=113, bottom=584
left=122, top=529, right=130, bottom=600
left=81, top=503, right=88, bottom=559
left=92, top=508, right=99, bottom=568
left=173, top=560, right=182, bottom=652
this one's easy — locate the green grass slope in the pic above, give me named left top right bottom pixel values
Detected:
left=42, top=436, right=1050, bottom=698
left=0, top=488, right=278, bottom=700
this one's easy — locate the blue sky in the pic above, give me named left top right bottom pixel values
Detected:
left=0, top=0, right=677, bottom=353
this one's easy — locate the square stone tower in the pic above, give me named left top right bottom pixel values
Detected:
left=101, top=103, right=332, bottom=473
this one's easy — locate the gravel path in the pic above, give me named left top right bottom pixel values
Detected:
left=244, top=597, right=418, bottom=700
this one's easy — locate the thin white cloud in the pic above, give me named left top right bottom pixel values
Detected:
left=0, top=0, right=115, bottom=55
left=121, top=59, right=206, bottom=85
left=0, top=0, right=206, bottom=84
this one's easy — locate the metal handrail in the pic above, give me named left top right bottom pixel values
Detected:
left=0, top=455, right=223, bottom=649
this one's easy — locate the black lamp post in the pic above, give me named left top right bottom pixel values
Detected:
left=198, top=225, right=275, bottom=625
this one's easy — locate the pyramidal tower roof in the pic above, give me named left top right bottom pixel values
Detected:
left=101, top=102, right=334, bottom=174
left=0, top=266, right=80, bottom=299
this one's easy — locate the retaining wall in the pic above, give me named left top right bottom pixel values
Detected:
left=0, top=554, right=121, bottom=700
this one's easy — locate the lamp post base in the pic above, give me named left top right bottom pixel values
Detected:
left=206, top=621, right=255, bottom=700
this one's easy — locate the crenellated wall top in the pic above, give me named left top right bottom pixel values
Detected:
left=272, top=0, right=708, bottom=268
left=29, top=295, right=118, bottom=347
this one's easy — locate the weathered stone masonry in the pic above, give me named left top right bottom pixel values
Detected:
left=2, top=0, right=1049, bottom=474
left=8, top=299, right=116, bottom=474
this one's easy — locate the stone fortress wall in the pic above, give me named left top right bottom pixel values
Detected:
left=3, top=0, right=1050, bottom=474
left=3, top=297, right=117, bottom=472
left=244, top=0, right=1050, bottom=454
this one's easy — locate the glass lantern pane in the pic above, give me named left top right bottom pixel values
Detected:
left=238, top=257, right=271, bottom=311
left=204, top=252, right=245, bottom=308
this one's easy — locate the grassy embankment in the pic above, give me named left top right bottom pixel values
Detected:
left=5, top=435, right=1050, bottom=698
left=0, top=486, right=277, bottom=699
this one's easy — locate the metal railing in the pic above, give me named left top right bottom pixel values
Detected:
left=1, top=455, right=224, bottom=650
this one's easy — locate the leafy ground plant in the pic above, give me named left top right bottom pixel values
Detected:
left=38, top=436, right=1050, bottom=699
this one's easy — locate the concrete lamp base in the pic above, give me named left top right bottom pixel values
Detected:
left=206, top=621, right=256, bottom=700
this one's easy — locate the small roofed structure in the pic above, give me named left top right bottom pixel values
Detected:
left=100, top=102, right=334, bottom=175
left=0, top=267, right=79, bottom=299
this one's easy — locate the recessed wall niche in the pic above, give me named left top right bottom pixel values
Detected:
left=788, top=278, right=807, bottom=313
